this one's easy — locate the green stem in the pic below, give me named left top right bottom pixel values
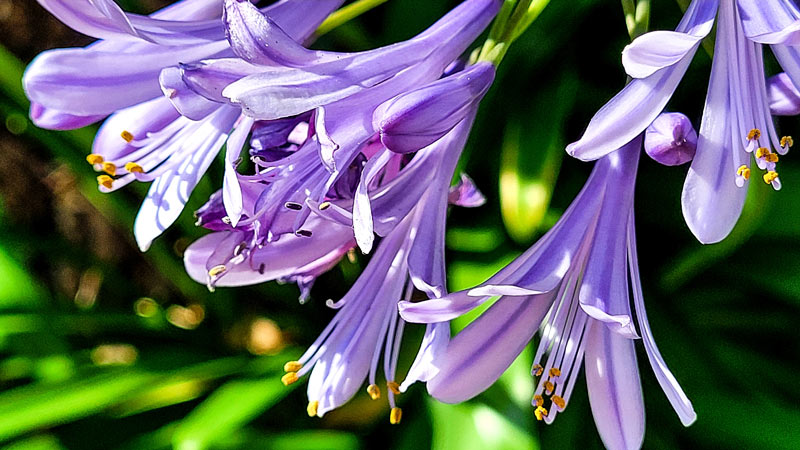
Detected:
left=314, top=0, right=391, bottom=38
left=623, top=0, right=650, bottom=41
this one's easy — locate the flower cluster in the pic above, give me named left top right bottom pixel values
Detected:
left=24, top=0, right=800, bottom=448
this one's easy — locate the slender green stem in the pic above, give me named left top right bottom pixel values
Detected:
left=478, top=0, right=550, bottom=66
left=314, top=0, right=391, bottom=37
left=623, top=0, right=650, bottom=40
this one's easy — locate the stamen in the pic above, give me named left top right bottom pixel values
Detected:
left=307, top=400, right=319, bottom=417
left=102, top=162, right=117, bottom=176
left=208, top=265, right=227, bottom=278
left=532, top=364, right=544, bottom=377
left=533, top=395, right=544, bottom=407
left=551, top=395, right=566, bottom=410
left=736, top=165, right=751, bottom=180
left=121, top=130, right=135, bottom=143
left=281, top=372, right=299, bottom=386
left=755, top=147, right=770, bottom=159
left=781, top=136, right=794, bottom=148
left=319, top=201, right=331, bottom=211
left=367, top=384, right=381, bottom=400
left=765, top=153, right=779, bottom=163
left=347, top=248, right=357, bottom=263
left=747, top=129, right=761, bottom=140
left=86, top=154, right=104, bottom=165
left=284, top=202, right=303, bottom=211
left=548, top=367, right=562, bottom=378
left=97, top=175, right=113, bottom=189
left=543, top=380, right=555, bottom=395
left=283, top=361, right=303, bottom=372
left=125, top=162, right=144, bottom=173
left=390, top=407, right=403, bottom=425
left=387, top=381, right=401, bottom=395
left=296, top=230, right=313, bottom=238
left=764, top=171, right=779, bottom=185
left=534, top=406, right=548, bottom=421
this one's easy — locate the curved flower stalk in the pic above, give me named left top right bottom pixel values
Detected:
left=400, top=137, right=695, bottom=450
left=160, top=0, right=500, bottom=254
left=23, top=0, right=344, bottom=250
left=566, top=0, right=800, bottom=244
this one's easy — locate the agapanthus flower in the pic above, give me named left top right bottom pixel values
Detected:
left=644, top=112, right=698, bottom=166
left=400, top=137, right=695, bottom=450
left=23, top=0, right=344, bottom=250
left=566, top=0, right=800, bottom=244
left=159, top=0, right=500, bottom=255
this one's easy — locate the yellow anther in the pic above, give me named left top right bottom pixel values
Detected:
left=543, top=380, right=555, bottom=395
left=102, top=162, right=117, bottom=176
left=764, top=171, right=779, bottom=184
left=307, top=400, right=319, bottom=417
left=390, top=407, right=403, bottom=425
left=283, top=361, right=303, bottom=372
left=387, top=381, right=401, bottom=395
left=86, top=153, right=104, bottom=165
left=755, top=147, right=770, bottom=159
left=120, top=130, right=134, bottom=143
left=737, top=165, right=751, bottom=180
left=97, top=175, right=113, bottom=189
left=534, top=406, right=548, bottom=421
left=551, top=395, right=566, bottom=410
left=281, top=372, right=299, bottom=386
left=781, top=136, right=794, bottom=148
left=125, top=162, right=144, bottom=173
left=208, top=265, right=227, bottom=278
left=367, top=384, right=381, bottom=400
left=765, top=153, right=780, bottom=163
left=532, top=364, right=544, bottom=377
left=549, top=367, right=562, bottom=378
left=533, top=395, right=544, bottom=407
left=319, top=201, right=331, bottom=211
left=747, top=129, right=761, bottom=140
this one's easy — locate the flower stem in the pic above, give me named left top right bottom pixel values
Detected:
left=622, top=0, right=650, bottom=40
left=477, top=0, right=551, bottom=66
left=315, top=0, right=391, bottom=37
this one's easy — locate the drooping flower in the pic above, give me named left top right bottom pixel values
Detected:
left=400, top=137, right=695, bottom=450
left=164, top=0, right=500, bottom=256
left=566, top=0, right=800, bottom=244
left=23, top=0, right=345, bottom=250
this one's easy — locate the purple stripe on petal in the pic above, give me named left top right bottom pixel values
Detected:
left=584, top=321, right=645, bottom=450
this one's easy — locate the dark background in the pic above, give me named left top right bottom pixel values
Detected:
left=0, top=0, right=799, bottom=449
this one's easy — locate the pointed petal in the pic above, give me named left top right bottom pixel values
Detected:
left=584, top=321, right=645, bottom=450
left=223, top=116, right=253, bottom=226
left=426, top=293, right=555, bottom=403
left=399, top=290, right=493, bottom=324
left=627, top=215, right=696, bottom=426
left=448, top=173, right=485, bottom=207
left=399, top=322, right=450, bottom=391
left=29, top=103, right=104, bottom=130
left=623, top=31, right=708, bottom=79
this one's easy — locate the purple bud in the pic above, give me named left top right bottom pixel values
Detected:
left=377, top=62, right=495, bottom=154
left=767, top=72, right=800, bottom=116
left=644, top=112, right=697, bottom=166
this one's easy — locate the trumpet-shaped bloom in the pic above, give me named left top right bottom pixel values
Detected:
left=400, top=137, right=695, bottom=450
left=566, top=0, right=800, bottom=244
left=24, top=0, right=344, bottom=250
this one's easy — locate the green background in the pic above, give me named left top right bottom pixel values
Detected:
left=0, top=0, right=799, bottom=449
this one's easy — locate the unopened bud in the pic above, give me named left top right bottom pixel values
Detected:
left=644, top=112, right=697, bottom=166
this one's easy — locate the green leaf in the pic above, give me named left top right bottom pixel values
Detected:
left=171, top=375, right=296, bottom=450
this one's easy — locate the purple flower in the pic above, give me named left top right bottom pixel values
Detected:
left=279, top=104, right=485, bottom=421
left=162, top=0, right=499, bottom=257
left=23, top=0, right=344, bottom=250
left=767, top=72, right=800, bottom=116
left=566, top=0, right=800, bottom=244
left=400, top=137, right=695, bottom=450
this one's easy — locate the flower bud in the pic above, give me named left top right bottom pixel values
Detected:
left=377, top=62, right=495, bottom=154
left=644, top=112, right=697, bottom=166
left=767, top=72, right=800, bottom=116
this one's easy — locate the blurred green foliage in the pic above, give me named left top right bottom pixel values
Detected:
left=0, top=0, right=799, bottom=449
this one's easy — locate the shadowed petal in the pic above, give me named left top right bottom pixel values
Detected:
left=738, top=0, right=800, bottom=44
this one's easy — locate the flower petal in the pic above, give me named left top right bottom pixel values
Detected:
left=223, top=116, right=253, bottom=227
left=738, top=0, right=800, bottom=44
left=29, top=103, right=105, bottom=130
left=584, top=321, right=645, bottom=450
left=623, top=31, right=707, bottom=79
left=766, top=72, right=800, bottom=115
left=425, top=292, right=556, bottom=403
